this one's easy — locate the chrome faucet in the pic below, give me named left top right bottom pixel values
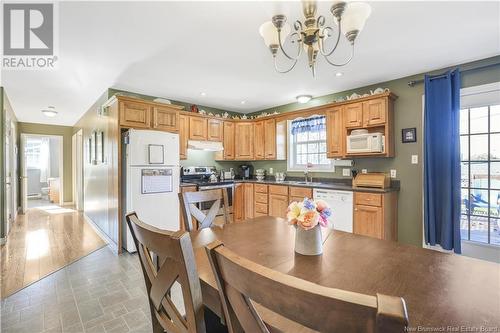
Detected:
left=304, top=170, right=312, bottom=183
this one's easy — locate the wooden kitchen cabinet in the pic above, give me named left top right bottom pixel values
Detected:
left=179, top=114, right=189, bottom=159
left=363, top=98, right=386, bottom=127
left=254, top=184, right=268, bottom=216
left=207, top=119, right=223, bottom=141
left=353, top=192, right=397, bottom=241
left=233, top=183, right=245, bottom=222
left=244, top=183, right=254, bottom=219
left=254, top=121, right=265, bottom=159
left=189, top=116, right=208, bottom=140
left=223, top=122, right=235, bottom=159
left=326, top=107, right=344, bottom=158
left=119, top=100, right=151, bottom=128
left=152, top=106, right=179, bottom=132
left=269, top=193, right=289, bottom=218
left=264, top=119, right=277, bottom=159
left=344, top=102, right=363, bottom=128
left=235, top=122, right=254, bottom=160
left=289, top=186, right=312, bottom=203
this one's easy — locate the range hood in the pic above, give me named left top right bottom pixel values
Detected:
left=187, top=140, right=224, bottom=152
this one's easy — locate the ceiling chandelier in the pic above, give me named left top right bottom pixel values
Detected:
left=259, top=1, right=371, bottom=77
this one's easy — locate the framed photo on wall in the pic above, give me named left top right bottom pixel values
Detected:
left=402, top=127, right=417, bottom=143
left=90, top=131, right=97, bottom=164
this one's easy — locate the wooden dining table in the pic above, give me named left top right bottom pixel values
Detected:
left=189, top=216, right=500, bottom=332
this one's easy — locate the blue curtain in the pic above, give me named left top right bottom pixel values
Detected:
left=424, top=69, right=461, bottom=253
left=291, top=116, right=326, bottom=135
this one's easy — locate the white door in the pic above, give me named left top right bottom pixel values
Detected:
left=20, top=135, right=28, bottom=214
left=5, top=128, right=12, bottom=233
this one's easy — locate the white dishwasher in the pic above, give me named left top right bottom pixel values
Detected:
left=313, top=189, right=353, bottom=233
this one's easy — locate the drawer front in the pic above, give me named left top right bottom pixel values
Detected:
left=268, top=185, right=288, bottom=196
left=254, top=184, right=268, bottom=193
left=255, top=202, right=268, bottom=214
left=255, top=193, right=268, bottom=204
left=355, top=192, right=382, bottom=207
left=288, top=187, right=312, bottom=199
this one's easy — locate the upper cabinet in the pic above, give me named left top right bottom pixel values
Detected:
left=235, top=122, right=254, bottom=160
left=223, top=121, right=235, bottom=160
left=152, top=106, right=179, bottom=132
left=189, top=117, right=208, bottom=141
left=363, top=98, right=386, bottom=127
left=179, top=114, right=189, bottom=160
left=254, top=121, right=265, bottom=159
left=326, top=107, right=343, bottom=158
left=207, top=119, right=223, bottom=142
left=344, top=102, right=363, bottom=128
left=119, top=100, right=151, bottom=129
left=117, top=96, right=184, bottom=133
left=264, top=119, right=277, bottom=159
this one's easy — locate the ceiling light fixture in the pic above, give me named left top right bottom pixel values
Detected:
left=296, top=95, right=312, bottom=104
left=41, top=106, right=58, bottom=117
left=240, top=100, right=246, bottom=105
left=259, top=1, right=371, bottom=77
left=335, top=72, right=343, bottom=77
left=200, top=92, right=207, bottom=96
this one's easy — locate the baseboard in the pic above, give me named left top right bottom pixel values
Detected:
left=82, top=213, right=118, bottom=255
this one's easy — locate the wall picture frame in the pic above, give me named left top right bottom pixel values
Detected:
left=402, top=127, right=417, bottom=143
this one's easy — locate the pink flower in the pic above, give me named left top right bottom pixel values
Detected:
left=316, top=199, right=328, bottom=212
left=318, top=215, right=328, bottom=227
left=297, top=211, right=319, bottom=230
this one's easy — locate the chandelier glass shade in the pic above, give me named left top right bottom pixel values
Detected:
left=259, top=1, right=371, bottom=77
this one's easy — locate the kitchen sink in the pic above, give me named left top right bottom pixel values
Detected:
left=292, top=181, right=325, bottom=186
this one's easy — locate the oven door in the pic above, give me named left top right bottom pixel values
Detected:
left=198, top=184, right=234, bottom=216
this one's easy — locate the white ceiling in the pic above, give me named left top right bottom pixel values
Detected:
left=2, top=1, right=499, bottom=126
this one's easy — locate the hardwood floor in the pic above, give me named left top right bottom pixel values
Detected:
left=0, top=206, right=107, bottom=298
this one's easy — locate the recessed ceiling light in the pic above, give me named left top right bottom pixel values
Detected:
left=296, top=95, right=312, bottom=104
left=335, top=72, right=343, bottom=77
left=240, top=101, right=246, bottom=105
left=200, top=92, right=206, bottom=96
left=41, top=106, right=58, bottom=117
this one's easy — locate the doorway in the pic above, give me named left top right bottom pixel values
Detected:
left=72, top=129, right=84, bottom=211
left=20, top=134, right=64, bottom=212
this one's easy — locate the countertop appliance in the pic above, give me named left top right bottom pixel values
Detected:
left=123, top=129, right=180, bottom=253
left=313, top=189, right=353, bottom=233
left=347, top=131, right=384, bottom=154
left=353, top=172, right=391, bottom=188
left=238, top=164, right=253, bottom=179
left=181, top=166, right=234, bottom=217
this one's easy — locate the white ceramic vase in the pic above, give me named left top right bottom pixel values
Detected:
left=294, top=225, right=323, bottom=256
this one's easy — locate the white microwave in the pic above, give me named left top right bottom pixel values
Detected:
left=347, top=133, right=384, bottom=153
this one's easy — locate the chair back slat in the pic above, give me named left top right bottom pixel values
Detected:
left=179, top=188, right=230, bottom=231
left=206, top=240, right=409, bottom=333
left=126, top=212, right=206, bottom=333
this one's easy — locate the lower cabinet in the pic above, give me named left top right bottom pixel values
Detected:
left=254, top=184, right=268, bottom=217
left=353, top=192, right=397, bottom=241
left=234, top=183, right=245, bottom=222
left=268, top=185, right=289, bottom=218
left=244, top=183, right=254, bottom=219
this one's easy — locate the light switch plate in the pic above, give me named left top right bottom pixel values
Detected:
left=342, top=168, right=350, bottom=176
left=269, top=167, right=273, bottom=174
left=390, top=169, right=397, bottom=178
left=411, top=155, right=418, bottom=164
left=361, top=169, right=368, bottom=174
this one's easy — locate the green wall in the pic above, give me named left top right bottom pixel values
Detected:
left=17, top=122, right=74, bottom=203
left=246, top=56, right=500, bottom=246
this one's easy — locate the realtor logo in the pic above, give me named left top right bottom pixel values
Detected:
left=2, top=2, right=58, bottom=69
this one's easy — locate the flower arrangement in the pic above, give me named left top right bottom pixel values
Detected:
left=287, top=198, right=332, bottom=230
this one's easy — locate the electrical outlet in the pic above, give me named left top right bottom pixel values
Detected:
left=411, top=155, right=418, bottom=164
left=269, top=167, right=273, bottom=174
left=390, top=169, right=397, bottom=178
left=342, top=168, right=350, bottom=177
left=361, top=169, right=368, bottom=174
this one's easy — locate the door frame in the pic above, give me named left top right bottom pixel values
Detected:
left=20, top=133, right=64, bottom=212
left=72, top=129, right=83, bottom=211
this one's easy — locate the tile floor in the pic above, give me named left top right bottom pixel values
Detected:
left=1, top=246, right=153, bottom=333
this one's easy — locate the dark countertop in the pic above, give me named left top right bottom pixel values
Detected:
left=233, top=179, right=399, bottom=193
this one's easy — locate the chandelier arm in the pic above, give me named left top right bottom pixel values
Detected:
left=319, top=24, right=342, bottom=57
left=323, top=43, right=355, bottom=67
left=277, top=28, right=303, bottom=61
left=273, top=57, right=299, bottom=74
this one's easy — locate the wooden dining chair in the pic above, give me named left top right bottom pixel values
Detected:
left=179, top=188, right=230, bottom=232
left=205, top=240, right=409, bottom=333
left=126, top=212, right=206, bottom=333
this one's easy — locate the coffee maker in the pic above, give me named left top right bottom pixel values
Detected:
left=238, top=164, right=254, bottom=179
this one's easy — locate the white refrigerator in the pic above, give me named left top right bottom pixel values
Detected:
left=123, top=129, right=180, bottom=253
